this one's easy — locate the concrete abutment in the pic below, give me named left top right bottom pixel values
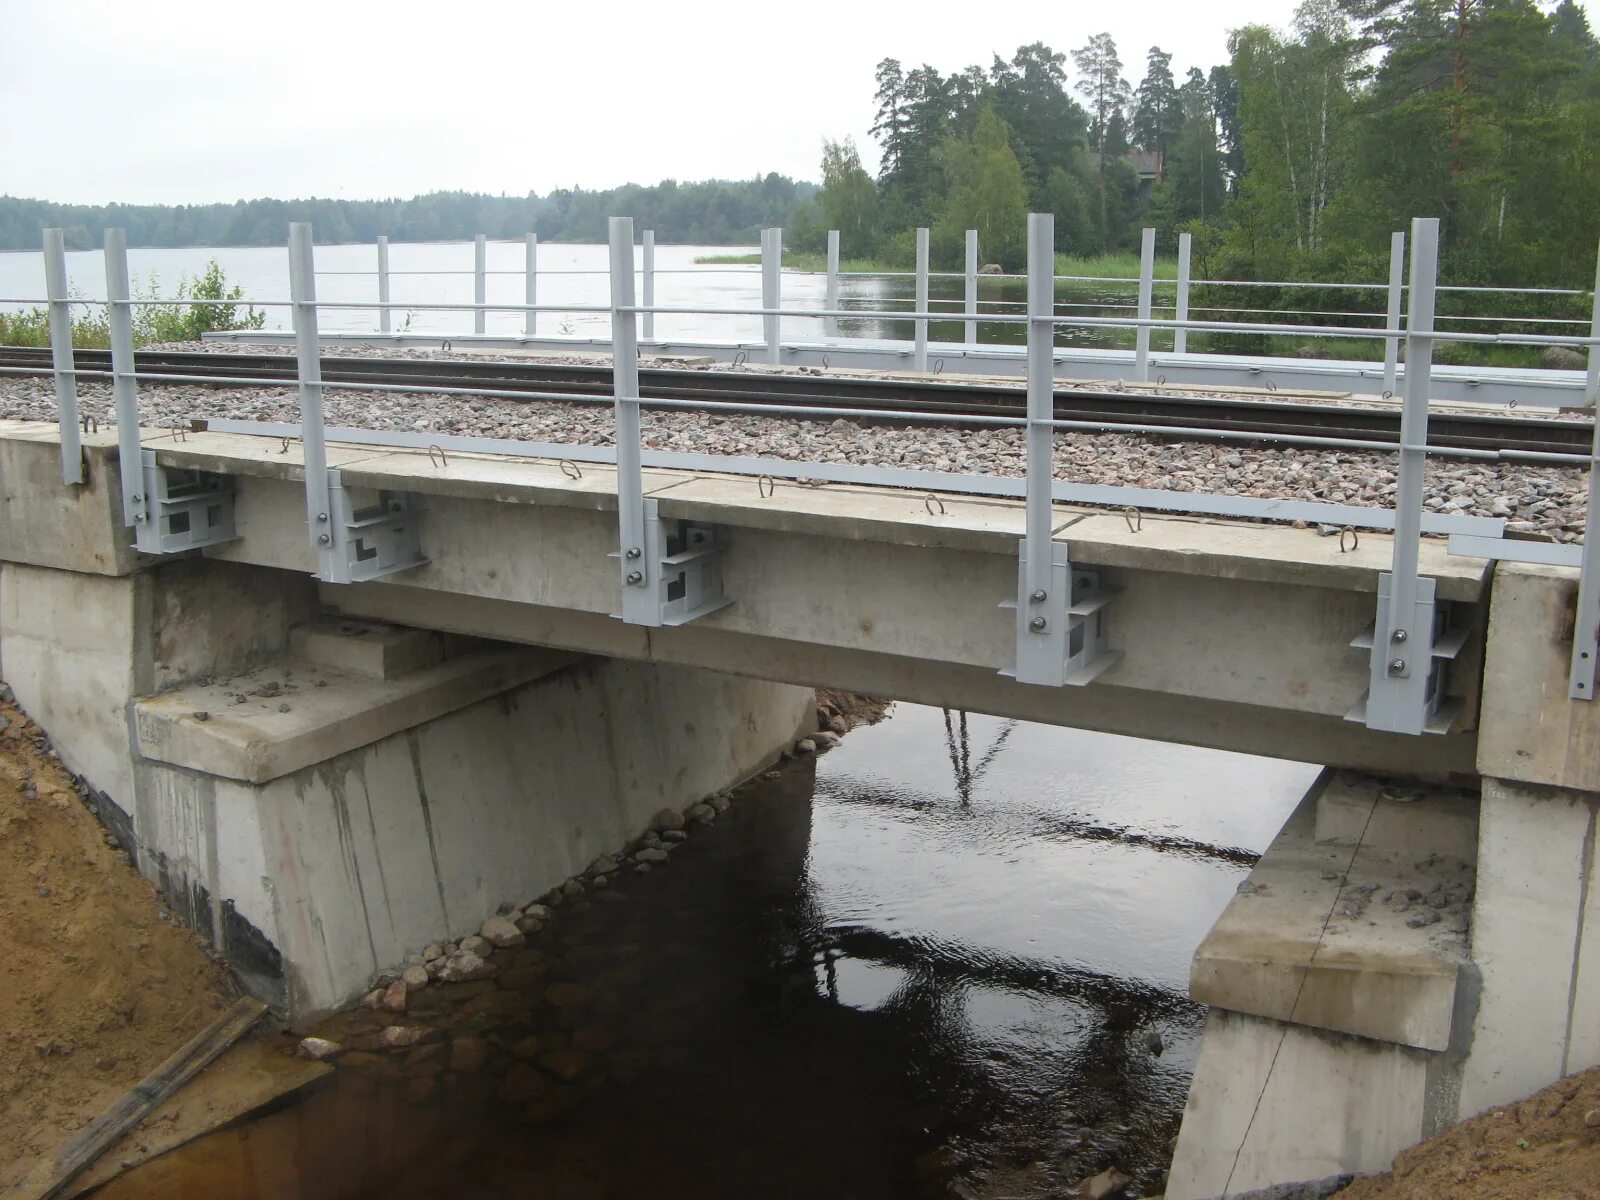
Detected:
left=0, top=557, right=811, bottom=1022
left=1167, top=559, right=1600, bottom=1197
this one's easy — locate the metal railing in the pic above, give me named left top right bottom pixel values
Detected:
left=9, top=216, right=1600, bottom=730
left=190, top=222, right=1598, bottom=408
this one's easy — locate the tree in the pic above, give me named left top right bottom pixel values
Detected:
left=1151, top=70, right=1228, bottom=233
left=935, top=108, right=1030, bottom=268
left=988, top=43, right=1091, bottom=205
left=1133, top=47, right=1181, bottom=168
left=1339, top=0, right=1558, bottom=252
left=1227, top=1, right=1356, bottom=259
left=1073, top=33, right=1133, bottom=244
left=818, top=138, right=879, bottom=257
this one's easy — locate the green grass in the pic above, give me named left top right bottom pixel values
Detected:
left=694, top=249, right=1179, bottom=279
left=1055, top=252, right=1178, bottom=280
left=694, top=251, right=884, bottom=272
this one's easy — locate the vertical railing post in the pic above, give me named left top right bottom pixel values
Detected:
left=1383, top=230, right=1406, bottom=396
left=824, top=230, right=840, bottom=340
left=103, top=229, right=144, bottom=528
left=473, top=234, right=487, bottom=335
left=609, top=216, right=655, bottom=625
left=1174, top=231, right=1192, bottom=356
left=641, top=229, right=656, bottom=342
left=1009, top=211, right=1070, bottom=687
left=914, top=226, right=930, bottom=372
left=1134, top=227, right=1155, bottom=382
left=376, top=235, right=391, bottom=334
left=288, top=222, right=333, bottom=564
left=1568, top=238, right=1600, bottom=699
left=1024, top=214, right=1054, bottom=602
left=964, top=229, right=979, bottom=348
left=1365, top=216, right=1440, bottom=734
left=524, top=232, right=538, bottom=337
left=42, top=228, right=83, bottom=484
left=761, top=227, right=781, bottom=366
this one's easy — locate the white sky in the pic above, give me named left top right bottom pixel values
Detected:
left=0, top=0, right=1455, bottom=205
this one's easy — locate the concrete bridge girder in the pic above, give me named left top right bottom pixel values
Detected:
left=14, top=423, right=1482, bottom=780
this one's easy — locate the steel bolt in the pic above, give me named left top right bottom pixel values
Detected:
left=1030, top=589, right=1047, bottom=603
left=317, top=512, right=328, bottom=522
left=131, top=494, right=143, bottom=502
left=625, top=547, right=642, bottom=559
left=1389, top=658, right=1406, bottom=674
left=1030, top=617, right=1047, bottom=632
left=626, top=570, right=643, bottom=585
left=1392, top=629, right=1408, bottom=643
left=317, top=533, right=330, bottom=545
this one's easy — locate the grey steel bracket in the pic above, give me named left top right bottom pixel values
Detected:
left=314, top=467, right=427, bottom=584
left=611, top=497, right=731, bottom=627
left=1348, top=573, right=1465, bottom=735
left=1000, top=540, right=1121, bottom=687
left=133, top=449, right=237, bottom=554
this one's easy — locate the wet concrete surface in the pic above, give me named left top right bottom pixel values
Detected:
left=90, top=704, right=1316, bottom=1200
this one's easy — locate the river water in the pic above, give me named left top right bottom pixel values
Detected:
left=94, top=702, right=1316, bottom=1200
left=0, top=239, right=1154, bottom=351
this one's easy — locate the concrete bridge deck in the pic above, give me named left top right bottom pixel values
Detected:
left=0, top=419, right=1491, bottom=779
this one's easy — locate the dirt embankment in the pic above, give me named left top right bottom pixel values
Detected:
left=1336, top=1065, right=1600, bottom=1200
left=0, top=692, right=232, bottom=1178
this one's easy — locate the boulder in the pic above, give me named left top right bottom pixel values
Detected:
left=479, top=915, right=525, bottom=949
left=296, top=1036, right=344, bottom=1061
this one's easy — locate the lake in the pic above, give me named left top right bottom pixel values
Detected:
left=0, top=238, right=1159, bottom=351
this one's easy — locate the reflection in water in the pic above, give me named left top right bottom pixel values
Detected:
left=96, top=704, right=1315, bottom=1199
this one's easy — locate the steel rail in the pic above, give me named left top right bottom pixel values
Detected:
left=0, top=346, right=1590, bottom=458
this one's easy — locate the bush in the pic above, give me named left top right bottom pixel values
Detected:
left=0, top=261, right=263, bottom=349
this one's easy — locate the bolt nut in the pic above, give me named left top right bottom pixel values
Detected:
left=625, top=547, right=642, bottom=559
left=1389, top=658, right=1407, bottom=674
left=1030, top=589, right=1047, bottom=603
left=131, top=494, right=143, bottom=502
left=1029, top=616, right=1047, bottom=632
left=1392, top=629, right=1408, bottom=643
left=625, top=570, right=643, bottom=585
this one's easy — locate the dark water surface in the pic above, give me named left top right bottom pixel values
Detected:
left=95, top=705, right=1315, bottom=1200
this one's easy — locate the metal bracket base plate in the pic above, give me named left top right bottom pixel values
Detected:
left=315, top=468, right=427, bottom=584
left=133, top=450, right=237, bottom=554
left=1350, top=573, right=1457, bottom=735
left=613, top=498, right=731, bottom=627
left=1000, top=540, right=1120, bottom=687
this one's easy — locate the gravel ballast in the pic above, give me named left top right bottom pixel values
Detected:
left=0, top=344, right=1587, bottom=543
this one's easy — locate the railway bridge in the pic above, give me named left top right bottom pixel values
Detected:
left=0, top=215, right=1597, bottom=1197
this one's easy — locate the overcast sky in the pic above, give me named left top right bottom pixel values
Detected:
left=0, top=0, right=1464, bottom=205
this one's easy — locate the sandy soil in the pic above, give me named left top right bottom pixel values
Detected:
left=0, top=692, right=233, bottom=1182
left=1338, top=1065, right=1600, bottom=1200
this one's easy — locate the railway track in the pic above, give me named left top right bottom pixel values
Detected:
left=0, top=346, right=1591, bottom=458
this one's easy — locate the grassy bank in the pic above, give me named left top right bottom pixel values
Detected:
left=694, top=250, right=1178, bottom=279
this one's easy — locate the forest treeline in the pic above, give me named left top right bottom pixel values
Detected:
left=7, top=0, right=1599, bottom=300
left=803, top=0, right=1600, bottom=290
left=0, top=176, right=815, bottom=253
